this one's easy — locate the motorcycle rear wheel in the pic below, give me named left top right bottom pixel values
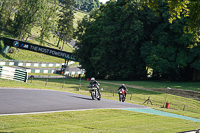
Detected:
left=91, top=93, right=95, bottom=100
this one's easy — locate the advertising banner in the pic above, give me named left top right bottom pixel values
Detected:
left=2, top=37, right=76, bottom=61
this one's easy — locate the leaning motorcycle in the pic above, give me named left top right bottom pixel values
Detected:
left=118, top=88, right=126, bottom=102
left=89, top=84, right=101, bottom=100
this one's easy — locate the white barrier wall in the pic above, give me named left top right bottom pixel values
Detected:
left=0, top=66, right=28, bottom=82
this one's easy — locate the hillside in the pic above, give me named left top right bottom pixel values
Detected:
left=0, top=11, right=86, bottom=63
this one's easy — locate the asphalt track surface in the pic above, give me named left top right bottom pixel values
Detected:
left=0, top=88, right=148, bottom=115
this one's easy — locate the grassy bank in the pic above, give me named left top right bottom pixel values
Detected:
left=107, top=80, right=200, bottom=92
left=0, top=109, right=199, bottom=133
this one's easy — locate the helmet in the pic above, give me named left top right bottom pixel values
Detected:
left=91, top=77, right=95, bottom=81
left=121, top=84, right=125, bottom=87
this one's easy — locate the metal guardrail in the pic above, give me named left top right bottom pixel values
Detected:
left=0, top=59, right=76, bottom=67
left=28, top=75, right=65, bottom=79
left=0, top=59, right=84, bottom=74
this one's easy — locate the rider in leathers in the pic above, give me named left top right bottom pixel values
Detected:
left=118, top=84, right=128, bottom=97
left=89, top=77, right=101, bottom=97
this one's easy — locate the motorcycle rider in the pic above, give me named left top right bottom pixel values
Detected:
left=118, top=84, right=128, bottom=97
left=89, top=77, right=101, bottom=97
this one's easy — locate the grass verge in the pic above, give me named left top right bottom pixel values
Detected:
left=0, top=109, right=199, bottom=133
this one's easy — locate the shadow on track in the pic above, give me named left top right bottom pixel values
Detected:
left=70, top=95, right=93, bottom=101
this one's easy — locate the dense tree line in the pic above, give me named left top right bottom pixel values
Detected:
left=74, top=0, right=200, bottom=81
left=0, top=0, right=74, bottom=47
left=134, top=0, right=200, bottom=34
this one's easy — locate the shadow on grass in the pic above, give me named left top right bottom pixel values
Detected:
left=34, top=38, right=57, bottom=48
left=0, top=132, right=14, bottom=133
left=0, top=52, right=14, bottom=60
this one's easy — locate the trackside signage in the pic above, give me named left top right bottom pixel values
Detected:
left=1, top=37, right=76, bottom=61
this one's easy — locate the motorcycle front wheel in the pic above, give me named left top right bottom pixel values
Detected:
left=122, top=96, right=125, bottom=102
left=96, top=90, right=101, bottom=100
left=119, top=94, right=123, bottom=102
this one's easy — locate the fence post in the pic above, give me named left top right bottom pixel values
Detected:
left=183, top=105, right=186, bottom=111
left=130, top=93, right=132, bottom=100
left=45, top=78, right=48, bottom=86
left=62, top=81, right=65, bottom=88
left=113, top=90, right=115, bottom=97
left=79, top=75, right=81, bottom=91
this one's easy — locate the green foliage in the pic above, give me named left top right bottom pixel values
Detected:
left=74, top=2, right=159, bottom=80
left=0, top=0, right=17, bottom=30
left=75, top=1, right=200, bottom=81
left=140, top=1, right=200, bottom=80
left=63, top=0, right=100, bottom=12
left=0, top=0, right=76, bottom=51
left=39, top=0, right=59, bottom=45
left=76, top=1, right=160, bottom=80
left=56, top=0, right=74, bottom=49
left=135, top=0, right=200, bottom=38
left=13, top=0, right=47, bottom=40
left=0, top=40, right=4, bottom=50
left=8, top=47, right=16, bottom=53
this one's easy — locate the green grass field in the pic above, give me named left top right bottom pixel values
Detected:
left=0, top=109, right=199, bottom=133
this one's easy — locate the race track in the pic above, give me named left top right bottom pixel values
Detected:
left=0, top=88, right=148, bottom=115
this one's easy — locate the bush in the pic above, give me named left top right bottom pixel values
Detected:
left=0, top=40, right=4, bottom=50
left=8, top=47, right=16, bottom=53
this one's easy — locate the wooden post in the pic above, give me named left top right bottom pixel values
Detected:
left=113, top=90, right=115, bottom=97
left=45, top=78, right=48, bottom=86
left=62, top=81, right=65, bottom=88
left=130, top=93, right=132, bottom=100
left=31, top=77, right=33, bottom=83
left=183, top=105, right=186, bottom=111
left=79, top=75, right=81, bottom=91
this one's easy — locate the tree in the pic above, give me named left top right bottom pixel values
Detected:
left=56, top=0, right=74, bottom=49
left=129, top=0, right=200, bottom=36
left=74, top=1, right=158, bottom=80
left=140, top=1, right=200, bottom=80
left=69, top=0, right=100, bottom=12
left=0, top=0, right=18, bottom=30
left=13, top=0, right=46, bottom=40
left=39, top=0, right=58, bottom=45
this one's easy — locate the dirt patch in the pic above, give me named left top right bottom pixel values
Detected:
left=99, top=81, right=200, bottom=100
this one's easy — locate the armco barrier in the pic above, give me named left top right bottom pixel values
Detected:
left=26, top=69, right=84, bottom=75
left=0, top=65, right=28, bottom=82
left=0, top=59, right=75, bottom=67
left=0, top=59, right=84, bottom=75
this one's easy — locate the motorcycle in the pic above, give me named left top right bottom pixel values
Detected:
left=118, top=88, right=126, bottom=102
left=89, top=84, right=101, bottom=100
